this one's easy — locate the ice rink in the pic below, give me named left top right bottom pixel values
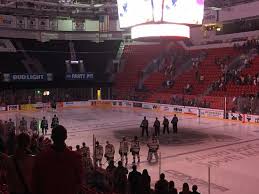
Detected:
left=2, top=107, right=259, bottom=194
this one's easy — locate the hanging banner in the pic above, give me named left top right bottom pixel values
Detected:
left=49, top=19, right=58, bottom=31
left=16, top=16, right=26, bottom=29
left=3, top=73, right=53, bottom=82
left=203, top=10, right=218, bottom=24
left=38, top=18, right=50, bottom=30
left=72, top=19, right=85, bottom=31
left=27, top=17, right=38, bottom=30
left=65, top=73, right=94, bottom=80
left=99, top=15, right=110, bottom=32
left=0, top=14, right=16, bottom=28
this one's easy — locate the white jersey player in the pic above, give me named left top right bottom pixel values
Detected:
left=105, top=141, right=115, bottom=163
left=7, top=119, right=15, bottom=134
left=81, top=142, right=91, bottom=159
left=81, top=142, right=93, bottom=170
left=147, top=135, right=159, bottom=162
left=51, top=114, right=59, bottom=129
left=130, top=136, right=140, bottom=164
left=119, top=137, right=129, bottom=165
left=30, top=118, right=38, bottom=134
left=94, top=141, right=103, bottom=167
left=19, top=117, right=27, bottom=133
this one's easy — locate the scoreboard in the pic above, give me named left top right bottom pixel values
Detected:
left=117, top=0, right=205, bottom=28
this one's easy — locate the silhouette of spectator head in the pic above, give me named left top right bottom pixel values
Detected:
left=144, top=116, right=146, bottom=120
left=182, top=183, right=190, bottom=192
left=17, top=133, right=30, bottom=150
left=118, top=161, right=123, bottom=167
left=96, top=141, right=99, bottom=146
left=108, top=160, right=114, bottom=167
left=160, top=173, right=165, bottom=180
left=0, top=137, right=5, bottom=153
left=156, top=117, right=158, bottom=120
left=174, top=114, right=176, bottom=117
left=51, top=125, right=67, bottom=146
left=134, top=136, right=138, bottom=140
left=9, top=118, right=12, bottom=122
left=123, top=137, right=126, bottom=141
left=22, top=117, right=25, bottom=120
left=192, top=185, right=198, bottom=192
left=43, top=116, right=46, bottom=119
left=142, top=169, right=149, bottom=176
left=54, top=114, right=57, bottom=117
left=132, top=165, right=137, bottom=171
left=76, top=145, right=80, bottom=150
left=82, top=142, right=86, bottom=147
left=106, top=141, right=109, bottom=144
left=169, top=181, right=175, bottom=189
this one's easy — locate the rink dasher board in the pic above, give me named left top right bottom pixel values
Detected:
left=2, top=100, right=259, bottom=124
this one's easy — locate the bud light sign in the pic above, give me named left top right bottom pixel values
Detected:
left=3, top=73, right=53, bottom=82
left=65, top=73, right=94, bottom=80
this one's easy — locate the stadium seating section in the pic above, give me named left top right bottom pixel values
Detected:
left=113, top=44, right=164, bottom=98
left=211, top=55, right=259, bottom=97
left=114, top=44, right=255, bottom=110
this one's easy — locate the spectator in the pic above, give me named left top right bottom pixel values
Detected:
left=191, top=185, right=200, bottom=194
left=106, top=160, right=116, bottom=189
left=179, top=182, right=191, bottom=194
left=184, top=83, right=192, bottom=94
left=30, top=135, right=40, bottom=155
left=114, top=160, right=128, bottom=194
left=76, top=144, right=81, bottom=153
left=6, top=133, right=35, bottom=194
left=168, top=181, right=178, bottom=194
left=155, top=173, right=169, bottom=194
left=141, top=169, right=151, bottom=194
left=0, top=136, right=8, bottom=189
left=6, top=128, right=15, bottom=155
left=128, top=165, right=142, bottom=194
left=32, top=125, right=82, bottom=194
left=199, top=75, right=204, bottom=83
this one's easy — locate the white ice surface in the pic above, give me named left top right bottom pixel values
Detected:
left=2, top=107, right=259, bottom=194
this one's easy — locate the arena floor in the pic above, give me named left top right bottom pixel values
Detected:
left=2, top=107, right=259, bottom=194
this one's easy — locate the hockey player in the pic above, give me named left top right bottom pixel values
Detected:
left=130, top=136, right=140, bottom=164
left=7, top=119, right=15, bottom=134
left=140, top=116, right=149, bottom=137
left=51, top=114, right=59, bottom=129
left=40, top=116, right=48, bottom=135
left=153, top=117, right=160, bottom=137
left=81, top=142, right=93, bottom=171
left=147, top=135, right=159, bottom=162
left=94, top=141, right=103, bottom=167
left=51, top=99, right=57, bottom=112
left=119, top=137, right=129, bottom=165
left=163, top=116, right=170, bottom=134
left=30, top=118, right=38, bottom=134
left=171, top=114, right=179, bottom=134
left=105, top=141, right=115, bottom=163
left=81, top=142, right=91, bottom=158
left=19, top=117, right=27, bottom=133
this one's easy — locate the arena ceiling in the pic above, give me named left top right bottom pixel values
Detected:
left=205, top=0, right=259, bottom=7
left=0, top=0, right=258, bottom=18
